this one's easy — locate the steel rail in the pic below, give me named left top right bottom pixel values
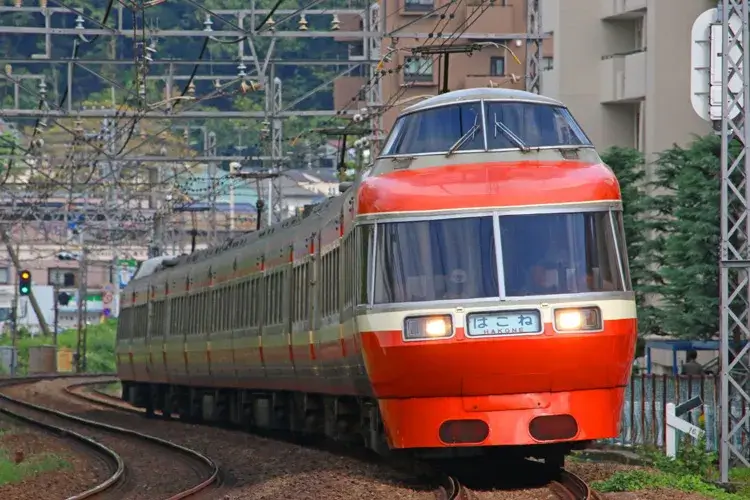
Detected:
left=69, top=380, right=604, bottom=500
left=549, top=470, right=600, bottom=500
left=434, top=474, right=473, bottom=500
left=0, top=404, right=125, bottom=499
left=0, top=375, right=219, bottom=500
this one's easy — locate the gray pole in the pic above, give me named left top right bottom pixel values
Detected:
left=0, top=230, right=51, bottom=337
left=720, top=0, right=750, bottom=482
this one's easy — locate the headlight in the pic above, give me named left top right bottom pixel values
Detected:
left=554, top=307, right=602, bottom=332
left=404, top=315, right=453, bottom=340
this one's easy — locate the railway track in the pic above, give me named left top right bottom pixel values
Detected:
left=437, top=469, right=601, bottom=500
left=69, top=379, right=604, bottom=500
left=0, top=375, right=219, bottom=500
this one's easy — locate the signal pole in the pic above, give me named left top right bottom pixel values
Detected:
left=0, top=229, right=50, bottom=336
left=691, top=0, right=750, bottom=482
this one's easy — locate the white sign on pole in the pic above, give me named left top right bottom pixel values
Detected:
left=691, top=8, right=744, bottom=122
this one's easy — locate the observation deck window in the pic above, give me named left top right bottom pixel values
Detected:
left=485, top=101, right=591, bottom=150
left=383, top=102, right=484, bottom=156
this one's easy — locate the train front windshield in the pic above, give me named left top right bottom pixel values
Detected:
left=371, top=211, right=630, bottom=304
left=381, top=100, right=592, bottom=156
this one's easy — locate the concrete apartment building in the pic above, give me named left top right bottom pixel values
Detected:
left=541, top=0, right=715, bottom=163
left=334, top=0, right=553, bottom=134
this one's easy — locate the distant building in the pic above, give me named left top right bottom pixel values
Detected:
left=541, top=0, right=714, bottom=165
left=333, top=2, right=554, bottom=135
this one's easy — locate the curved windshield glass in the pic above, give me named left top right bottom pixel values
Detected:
left=485, top=102, right=590, bottom=149
left=500, top=211, right=625, bottom=297
left=384, top=102, right=484, bottom=155
left=373, top=217, right=498, bottom=303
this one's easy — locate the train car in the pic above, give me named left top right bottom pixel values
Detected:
left=116, top=88, right=637, bottom=465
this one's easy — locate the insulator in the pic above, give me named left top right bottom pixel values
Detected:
left=214, top=78, right=222, bottom=89
left=187, top=81, right=196, bottom=96
left=353, top=113, right=363, bottom=123
left=13, top=0, right=21, bottom=8
left=139, top=82, right=146, bottom=98
left=265, top=16, right=276, bottom=32
left=75, top=15, right=84, bottom=30
left=39, top=0, right=47, bottom=7
left=331, top=14, right=340, bottom=31
left=298, top=14, right=309, bottom=31
left=203, top=15, right=213, bottom=32
left=4, top=64, right=11, bottom=76
left=240, top=80, right=262, bottom=93
left=237, top=62, right=247, bottom=78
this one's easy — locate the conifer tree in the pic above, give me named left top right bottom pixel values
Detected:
left=655, top=136, right=721, bottom=339
left=601, top=147, right=661, bottom=335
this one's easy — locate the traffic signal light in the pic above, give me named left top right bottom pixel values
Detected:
left=57, top=292, right=71, bottom=306
left=18, top=270, right=31, bottom=296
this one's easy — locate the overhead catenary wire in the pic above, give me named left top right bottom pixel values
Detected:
left=0, top=0, right=501, bottom=260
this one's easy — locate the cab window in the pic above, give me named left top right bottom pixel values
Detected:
left=485, top=102, right=591, bottom=149
left=384, top=102, right=484, bottom=155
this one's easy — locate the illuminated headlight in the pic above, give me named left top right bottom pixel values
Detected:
left=554, top=307, right=602, bottom=332
left=404, top=315, right=453, bottom=340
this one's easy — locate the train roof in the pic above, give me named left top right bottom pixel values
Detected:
left=402, top=88, right=563, bottom=115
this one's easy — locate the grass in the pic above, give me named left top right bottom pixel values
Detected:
left=594, top=469, right=747, bottom=499
left=0, top=448, right=70, bottom=486
left=591, top=436, right=750, bottom=499
left=0, top=319, right=117, bottom=374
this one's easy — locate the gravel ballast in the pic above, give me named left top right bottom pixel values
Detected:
left=0, top=417, right=109, bottom=500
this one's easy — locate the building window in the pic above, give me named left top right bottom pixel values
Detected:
left=404, top=56, right=434, bottom=82
left=49, top=268, right=77, bottom=287
left=490, top=56, right=505, bottom=76
left=404, top=0, right=433, bottom=11
left=542, top=57, right=553, bottom=70
left=0, top=268, right=8, bottom=285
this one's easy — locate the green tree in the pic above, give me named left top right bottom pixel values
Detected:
left=601, top=146, right=662, bottom=335
left=655, top=136, right=721, bottom=339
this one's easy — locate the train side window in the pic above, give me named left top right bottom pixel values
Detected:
left=356, top=225, right=374, bottom=305
left=332, top=247, right=340, bottom=315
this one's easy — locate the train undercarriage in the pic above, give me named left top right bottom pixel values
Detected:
left=121, top=381, right=590, bottom=468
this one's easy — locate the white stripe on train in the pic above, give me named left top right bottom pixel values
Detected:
left=356, top=299, right=636, bottom=332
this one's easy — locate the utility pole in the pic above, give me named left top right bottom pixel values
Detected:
left=0, top=229, right=51, bottom=337
left=53, top=284, right=59, bottom=346
left=264, top=70, right=285, bottom=224
left=689, top=0, right=750, bottom=482
left=10, top=269, right=17, bottom=376
left=75, top=234, right=88, bottom=373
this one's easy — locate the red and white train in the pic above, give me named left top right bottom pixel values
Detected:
left=116, top=88, right=637, bottom=465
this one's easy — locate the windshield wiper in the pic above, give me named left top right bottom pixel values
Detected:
left=493, top=119, right=530, bottom=153
left=445, top=123, right=481, bottom=158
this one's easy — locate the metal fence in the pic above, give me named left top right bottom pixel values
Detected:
left=608, top=374, right=729, bottom=453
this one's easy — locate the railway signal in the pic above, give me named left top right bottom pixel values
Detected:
left=18, top=270, right=31, bottom=296
left=57, top=292, right=71, bottom=306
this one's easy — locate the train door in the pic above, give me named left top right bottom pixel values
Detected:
left=115, top=300, right=134, bottom=380
left=286, top=245, right=297, bottom=381
left=311, top=231, right=323, bottom=386
left=161, top=296, right=171, bottom=384
left=258, top=255, right=269, bottom=380
left=147, top=295, right=166, bottom=383
left=132, top=289, right=151, bottom=382
left=352, top=224, right=374, bottom=394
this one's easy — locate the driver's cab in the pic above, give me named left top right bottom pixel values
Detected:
left=370, top=88, right=600, bottom=177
